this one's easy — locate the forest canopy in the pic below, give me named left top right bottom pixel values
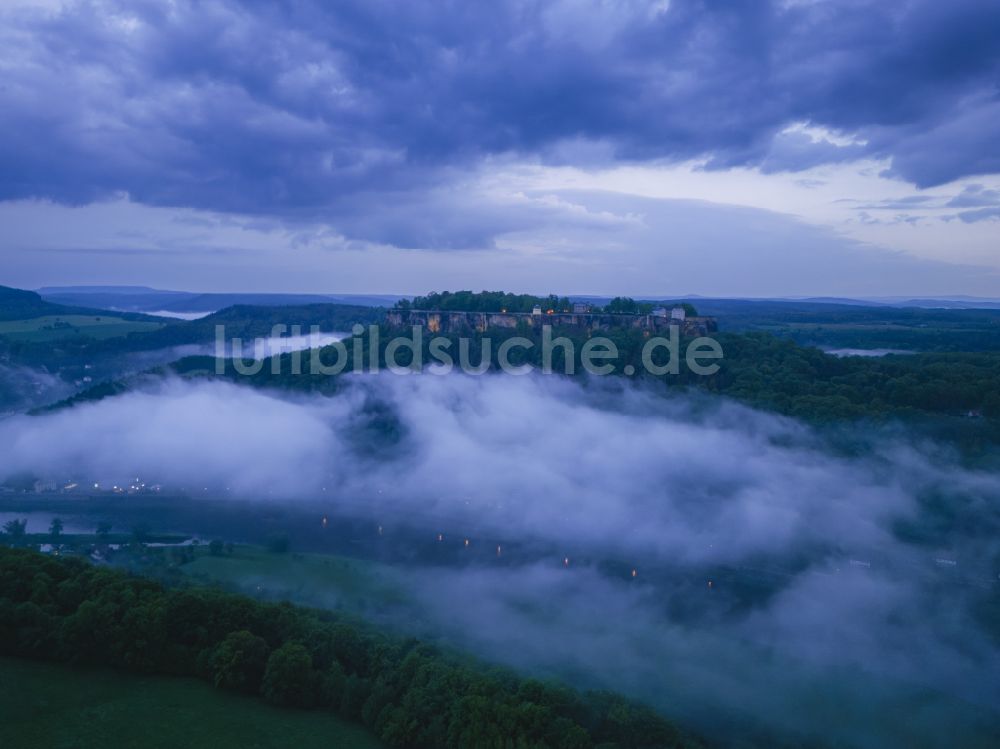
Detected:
left=399, top=291, right=698, bottom=316
left=0, top=547, right=700, bottom=749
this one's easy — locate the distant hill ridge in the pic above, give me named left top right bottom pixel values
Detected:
left=0, top=285, right=86, bottom=321
left=34, top=285, right=1000, bottom=313
left=37, top=286, right=401, bottom=313
left=0, top=285, right=166, bottom=322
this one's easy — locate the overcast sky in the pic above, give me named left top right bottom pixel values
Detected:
left=1, top=0, right=999, bottom=297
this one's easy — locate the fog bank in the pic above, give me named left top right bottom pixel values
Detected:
left=1, top=373, right=998, bottom=747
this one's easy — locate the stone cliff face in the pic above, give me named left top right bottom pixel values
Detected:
left=384, top=309, right=718, bottom=337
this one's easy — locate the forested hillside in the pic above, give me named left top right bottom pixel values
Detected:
left=146, top=325, right=999, bottom=449
left=0, top=548, right=699, bottom=749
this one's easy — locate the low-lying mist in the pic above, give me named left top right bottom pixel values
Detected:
left=0, top=363, right=75, bottom=416
left=1, top=372, right=998, bottom=747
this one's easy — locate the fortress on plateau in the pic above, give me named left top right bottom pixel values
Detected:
left=385, top=304, right=718, bottom=337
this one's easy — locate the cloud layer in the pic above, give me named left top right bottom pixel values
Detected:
left=1, top=374, right=995, bottom=567
left=2, top=0, right=998, bottom=242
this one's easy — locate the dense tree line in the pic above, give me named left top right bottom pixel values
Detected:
left=692, top=299, right=1000, bottom=352
left=703, top=332, right=1000, bottom=420
left=598, top=299, right=698, bottom=316
left=143, top=326, right=998, bottom=423
left=400, top=292, right=698, bottom=317
left=0, top=548, right=700, bottom=749
left=242, top=325, right=1000, bottom=422
left=402, top=291, right=574, bottom=314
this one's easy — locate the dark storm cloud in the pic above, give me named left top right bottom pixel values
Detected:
left=1, top=0, right=998, bottom=245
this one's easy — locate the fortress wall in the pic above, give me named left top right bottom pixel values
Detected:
left=384, top=310, right=718, bottom=337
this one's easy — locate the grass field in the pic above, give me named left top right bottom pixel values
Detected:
left=0, top=656, right=384, bottom=749
left=0, top=314, right=165, bottom=342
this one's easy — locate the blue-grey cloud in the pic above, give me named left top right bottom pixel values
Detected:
left=947, top=184, right=1000, bottom=208
left=3, top=187, right=998, bottom=296
left=955, top=206, right=1000, bottom=223
left=851, top=196, right=940, bottom=210
left=943, top=184, right=1000, bottom=222
left=1, top=0, right=998, bottom=247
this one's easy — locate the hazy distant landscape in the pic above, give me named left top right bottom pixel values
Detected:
left=3, top=1, right=1000, bottom=747
left=2, top=284, right=999, bottom=748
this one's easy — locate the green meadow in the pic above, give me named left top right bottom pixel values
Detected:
left=0, top=314, right=165, bottom=342
left=0, top=656, right=384, bottom=749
